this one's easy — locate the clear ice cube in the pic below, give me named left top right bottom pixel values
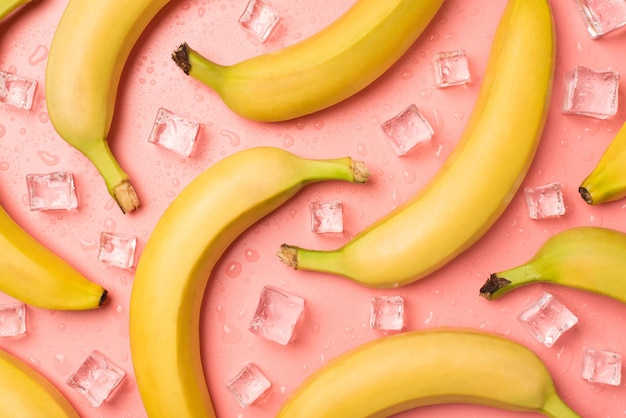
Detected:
left=309, top=200, right=343, bottom=233
left=370, top=296, right=405, bottom=331
left=562, top=66, right=619, bottom=119
left=380, top=104, right=434, bottom=156
left=26, top=171, right=78, bottom=211
left=66, top=350, right=126, bottom=407
left=518, top=292, right=578, bottom=348
left=581, top=348, right=622, bottom=386
left=0, top=302, right=26, bottom=337
left=238, top=0, right=280, bottom=43
left=248, top=286, right=305, bottom=345
left=433, top=49, right=470, bottom=88
left=0, top=70, right=37, bottom=110
left=226, top=363, right=272, bottom=408
left=524, top=182, right=565, bottom=220
left=98, top=232, right=137, bottom=269
left=148, top=108, right=200, bottom=157
left=574, top=0, right=626, bottom=39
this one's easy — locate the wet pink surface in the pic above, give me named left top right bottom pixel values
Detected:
left=1, top=0, right=626, bottom=417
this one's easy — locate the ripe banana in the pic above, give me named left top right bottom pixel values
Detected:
left=129, top=147, right=370, bottom=417
left=172, top=0, right=445, bottom=122
left=0, top=0, right=30, bottom=22
left=480, top=226, right=626, bottom=304
left=579, top=120, right=626, bottom=205
left=276, top=328, right=580, bottom=418
left=0, top=346, right=80, bottom=417
left=277, top=0, right=556, bottom=288
left=0, top=203, right=107, bottom=310
left=45, top=0, right=170, bottom=213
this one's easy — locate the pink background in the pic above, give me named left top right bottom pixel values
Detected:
left=2, top=0, right=626, bottom=417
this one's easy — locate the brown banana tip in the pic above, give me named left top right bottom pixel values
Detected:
left=113, top=181, right=140, bottom=214
left=172, top=43, right=191, bottom=74
left=99, top=289, right=109, bottom=307
left=479, top=274, right=511, bottom=300
left=277, top=244, right=298, bottom=269
left=578, top=186, right=594, bottom=205
left=353, top=161, right=371, bottom=183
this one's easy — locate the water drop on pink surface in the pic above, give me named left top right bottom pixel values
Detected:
left=225, top=261, right=242, bottom=277
left=356, top=142, right=367, bottom=156
left=28, top=44, right=48, bottom=66
left=221, top=323, right=242, bottom=344
left=402, top=169, right=416, bottom=184
left=221, top=129, right=241, bottom=147
left=283, top=134, right=295, bottom=147
left=36, top=150, right=60, bottom=166
left=244, top=248, right=259, bottom=262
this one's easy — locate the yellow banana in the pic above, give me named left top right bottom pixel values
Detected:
left=129, top=147, right=370, bottom=417
left=0, top=203, right=107, bottom=310
left=276, top=328, right=580, bottom=418
left=480, top=226, right=626, bottom=304
left=278, top=0, right=555, bottom=289
left=45, top=0, right=171, bottom=213
left=171, top=0, right=444, bottom=122
left=0, top=346, right=80, bottom=417
left=579, top=120, right=626, bottom=205
left=0, top=0, right=30, bottom=22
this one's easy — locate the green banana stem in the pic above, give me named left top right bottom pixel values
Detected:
left=479, top=263, right=543, bottom=300
left=542, top=393, right=581, bottom=418
left=0, top=0, right=30, bottom=21
left=172, top=43, right=226, bottom=94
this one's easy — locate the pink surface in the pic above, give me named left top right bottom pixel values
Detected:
left=1, top=0, right=626, bottom=417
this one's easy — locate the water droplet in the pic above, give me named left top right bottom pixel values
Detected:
left=0, top=125, right=5, bottom=137
left=313, top=120, right=324, bottom=130
left=225, top=261, right=242, bottom=277
left=36, top=150, right=60, bottom=166
left=452, top=111, right=464, bottom=120
left=220, top=130, right=241, bottom=147
left=28, top=44, right=48, bottom=66
left=401, top=69, right=414, bottom=80
left=53, top=353, right=72, bottom=375
left=221, top=323, right=242, bottom=344
left=420, top=87, right=434, bottom=99
left=244, top=248, right=259, bottom=262
left=79, top=239, right=98, bottom=251
left=0, top=162, right=9, bottom=171
left=283, top=134, right=295, bottom=147
left=29, top=356, right=41, bottom=368
left=103, top=218, right=117, bottom=232
left=356, top=142, right=367, bottom=156
left=402, top=169, right=416, bottom=184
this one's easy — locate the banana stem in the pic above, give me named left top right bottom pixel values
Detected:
left=0, top=0, right=30, bottom=21
left=541, top=393, right=581, bottom=418
left=479, top=263, right=542, bottom=300
left=278, top=244, right=353, bottom=280
left=172, top=43, right=226, bottom=93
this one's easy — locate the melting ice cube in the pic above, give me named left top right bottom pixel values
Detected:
left=26, top=171, right=78, bottom=211
left=148, top=108, right=200, bottom=157
left=518, top=292, right=578, bottom=348
left=370, top=296, right=405, bottom=331
left=524, top=182, right=565, bottom=220
left=226, top=363, right=272, bottom=408
left=581, top=348, right=622, bottom=386
left=98, top=232, right=137, bottom=269
left=0, top=70, right=37, bottom=110
left=381, top=104, right=434, bottom=156
left=562, top=66, right=619, bottom=119
left=66, top=350, right=126, bottom=407
left=238, top=0, right=280, bottom=43
left=574, top=0, right=626, bottom=39
left=433, top=49, right=470, bottom=88
left=0, top=302, right=26, bottom=337
left=309, top=200, right=343, bottom=233
left=248, top=286, right=305, bottom=345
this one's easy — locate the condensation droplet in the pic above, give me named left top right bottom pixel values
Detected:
left=356, top=142, right=367, bottom=156
left=313, top=120, right=324, bottom=130
left=79, top=239, right=98, bottom=251
left=0, top=125, right=5, bottom=137
left=222, top=323, right=242, bottom=344
left=402, top=169, right=417, bottom=184
left=36, top=150, right=60, bottom=166
left=283, top=135, right=295, bottom=147
left=0, top=162, right=9, bottom=171
left=103, top=218, right=117, bottom=232
left=225, top=261, right=242, bottom=278
left=220, top=130, right=241, bottom=147
left=420, top=87, right=434, bottom=99
left=244, top=248, right=259, bottom=262
left=401, top=69, right=414, bottom=80
left=28, top=44, right=48, bottom=66
left=452, top=111, right=464, bottom=120
left=29, top=356, right=41, bottom=368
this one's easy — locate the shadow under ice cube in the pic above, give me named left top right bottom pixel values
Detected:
left=524, top=182, right=565, bottom=220
left=226, top=363, right=272, bottom=408
left=248, top=286, right=305, bottom=345
left=66, top=350, right=126, bottom=407
left=562, top=66, right=619, bottom=119
left=370, top=296, right=404, bottom=331
left=148, top=108, right=199, bottom=157
left=0, top=302, right=26, bottom=337
left=0, top=70, right=37, bottom=110
left=574, top=0, right=626, bottom=39
left=310, top=200, right=343, bottom=233
left=26, top=171, right=78, bottom=211
left=238, top=0, right=280, bottom=43
left=581, top=348, right=622, bottom=386
left=381, top=104, right=434, bottom=156
left=518, top=292, right=578, bottom=348
left=98, top=232, right=137, bottom=269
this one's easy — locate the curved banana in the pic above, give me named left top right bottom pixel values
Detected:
left=172, top=0, right=444, bottom=122
left=45, top=0, right=170, bottom=213
left=0, top=0, right=30, bottom=22
left=579, top=120, right=626, bottom=205
left=0, top=347, right=80, bottom=417
left=480, top=226, right=626, bottom=303
left=0, top=203, right=107, bottom=310
left=277, top=0, right=556, bottom=288
left=276, top=329, right=580, bottom=418
left=129, top=147, right=370, bottom=417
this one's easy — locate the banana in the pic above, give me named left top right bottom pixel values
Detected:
left=0, top=0, right=30, bottom=22
left=128, top=147, right=370, bottom=417
left=0, top=202, right=107, bottom=310
left=171, top=0, right=445, bottom=122
left=0, top=346, right=80, bottom=417
left=480, top=226, right=626, bottom=303
left=579, top=120, right=626, bottom=205
left=277, top=0, right=556, bottom=289
left=276, top=328, right=580, bottom=418
left=45, top=0, right=171, bottom=213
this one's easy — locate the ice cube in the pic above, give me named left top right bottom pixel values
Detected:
left=524, top=182, right=565, bottom=220
left=581, top=348, right=622, bottom=386
left=309, top=200, right=343, bottom=233
left=370, top=296, right=405, bottom=331
left=380, top=104, right=434, bottom=156
left=226, top=363, right=272, bottom=408
left=433, top=49, right=470, bottom=88
left=98, top=232, right=137, bottom=269
left=26, top=171, right=78, bottom=211
left=248, top=286, right=305, bottom=345
left=562, top=66, right=619, bottom=119
left=574, top=0, right=626, bottom=39
left=0, top=71, right=37, bottom=110
left=518, top=292, right=578, bottom=348
left=66, top=350, right=126, bottom=407
left=238, top=0, right=280, bottom=43
left=148, top=108, right=200, bottom=157
left=0, top=302, right=26, bottom=337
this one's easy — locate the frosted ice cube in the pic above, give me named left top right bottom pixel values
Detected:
left=66, top=350, right=126, bottom=407
left=381, top=104, right=434, bottom=156
left=574, top=0, right=626, bottom=39
left=238, top=0, right=280, bottom=43
left=433, top=49, right=470, bottom=88
left=518, top=292, right=578, bottom=348
left=524, top=182, right=565, bottom=220
left=309, top=200, right=343, bottom=233
left=26, top=171, right=78, bottom=211
left=148, top=108, right=199, bottom=157
left=98, top=232, right=137, bottom=269
left=0, top=302, right=26, bottom=337
left=248, top=286, right=305, bottom=345
left=581, top=348, right=622, bottom=386
left=370, top=296, right=404, bottom=331
left=0, top=71, right=37, bottom=110
left=226, top=363, right=272, bottom=408
left=562, top=66, right=619, bottom=119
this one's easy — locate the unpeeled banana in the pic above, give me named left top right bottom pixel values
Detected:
left=0, top=346, right=80, bottom=417
left=172, top=0, right=444, bottom=122
left=129, top=147, right=370, bottom=417
left=480, top=226, right=626, bottom=304
left=579, top=120, right=626, bottom=205
left=0, top=0, right=30, bottom=22
left=278, top=0, right=556, bottom=288
left=276, top=328, right=580, bottom=418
